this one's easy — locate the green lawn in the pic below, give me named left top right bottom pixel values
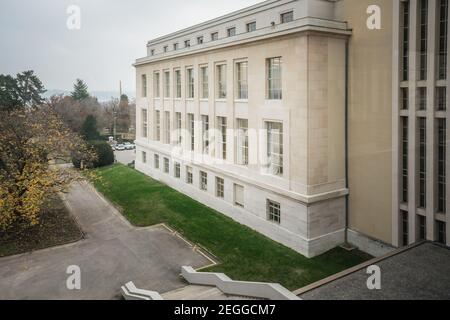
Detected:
left=90, top=164, right=371, bottom=290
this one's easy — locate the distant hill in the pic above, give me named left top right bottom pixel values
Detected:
left=44, top=89, right=136, bottom=102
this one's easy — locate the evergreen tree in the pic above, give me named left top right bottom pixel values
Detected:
left=80, top=114, right=100, bottom=141
left=71, top=79, right=89, bottom=101
left=0, top=71, right=46, bottom=111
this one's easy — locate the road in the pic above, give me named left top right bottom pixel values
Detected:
left=114, top=149, right=135, bottom=165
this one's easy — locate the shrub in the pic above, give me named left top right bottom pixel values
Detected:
left=72, top=140, right=113, bottom=168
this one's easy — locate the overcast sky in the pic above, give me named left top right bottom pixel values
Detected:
left=0, top=0, right=260, bottom=93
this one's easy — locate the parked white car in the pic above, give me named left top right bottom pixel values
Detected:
left=115, top=144, right=125, bottom=151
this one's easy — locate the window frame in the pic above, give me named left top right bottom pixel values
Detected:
left=266, top=57, right=282, bottom=100
left=267, top=199, right=281, bottom=224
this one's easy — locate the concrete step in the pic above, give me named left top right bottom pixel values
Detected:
left=162, top=285, right=252, bottom=300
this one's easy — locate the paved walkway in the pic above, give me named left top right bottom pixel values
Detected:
left=0, top=181, right=211, bottom=299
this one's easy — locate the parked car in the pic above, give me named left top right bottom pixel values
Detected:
left=115, top=144, right=125, bottom=151
left=123, top=142, right=135, bottom=150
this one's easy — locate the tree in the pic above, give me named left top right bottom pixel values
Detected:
left=0, top=71, right=46, bottom=111
left=71, top=79, right=89, bottom=101
left=80, top=115, right=100, bottom=141
left=0, top=106, right=96, bottom=231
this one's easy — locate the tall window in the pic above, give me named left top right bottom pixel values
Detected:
left=186, top=166, right=193, bottom=184
left=236, top=61, right=248, bottom=100
left=201, top=115, right=209, bottom=154
left=437, top=119, right=446, bottom=213
left=216, top=177, right=224, bottom=198
left=438, top=0, right=448, bottom=79
left=401, top=210, right=409, bottom=246
left=419, top=0, right=428, bottom=80
left=280, top=11, right=293, bottom=23
left=175, top=69, right=181, bottom=98
left=187, top=68, right=194, bottom=98
left=175, top=112, right=182, bottom=145
left=155, top=110, right=161, bottom=141
left=163, top=46, right=168, bottom=53
left=401, top=87, right=409, bottom=110
left=164, top=71, right=170, bottom=98
left=267, top=200, right=281, bottom=224
left=216, top=64, right=227, bottom=99
left=266, top=122, right=283, bottom=176
left=188, top=113, right=195, bottom=151
left=164, top=157, right=169, bottom=173
left=142, top=151, right=147, bottom=164
left=211, top=32, right=218, bottom=41
left=418, top=87, right=427, bottom=110
left=201, top=66, right=209, bottom=99
left=154, top=72, right=160, bottom=97
left=227, top=27, right=236, bottom=37
left=401, top=1, right=410, bottom=81
left=200, top=171, right=208, bottom=191
left=174, top=162, right=181, bottom=178
left=217, top=116, right=227, bottom=160
left=436, top=87, right=447, bottom=110
left=267, top=57, right=282, bottom=99
left=436, top=221, right=446, bottom=244
left=401, top=117, right=408, bottom=203
left=141, top=74, right=147, bottom=97
left=164, top=111, right=170, bottom=144
left=418, top=118, right=426, bottom=208
left=234, top=184, right=244, bottom=207
left=236, top=119, right=248, bottom=165
left=173, top=43, right=178, bottom=50
left=141, top=109, right=148, bottom=138
left=418, top=215, right=426, bottom=240
left=154, top=154, right=160, bottom=169
left=246, top=21, right=256, bottom=32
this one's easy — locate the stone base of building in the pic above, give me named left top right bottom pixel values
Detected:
left=135, top=150, right=346, bottom=258
left=347, top=228, right=395, bottom=257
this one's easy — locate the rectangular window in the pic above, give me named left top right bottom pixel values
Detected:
left=175, top=69, right=181, bottom=98
left=164, top=71, right=170, bottom=98
left=200, top=171, right=207, bottom=191
left=419, top=0, right=428, bottom=80
left=163, top=46, right=168, bottom=53
left=401, top=87, right=409, bottom=110
left=211, top=32, right=218, bottom=41
left=154, top=72, right=160, bottom=98
left=234, top=184, right=244, bottom=207
left=184, top=39, right=190, bottom=48
left=438, top=0, right=448, bottom=79
left=267, top=200, right=281, bottom=224
left=150, top=49, right=155, bottom=56
left=187, top=68, right=194, bottom=99
left=216, top=64, right=227, bottom=99
left=418, top=87, right=427, bottom=110
left=188, top=113, right=195, bottom=151
left=186, top=166, right=193, bottom=184
left=175, top=112, right=182, bottom=145
left=236, top=119, right=248, bottom=165
left=216, top=177, right=224, bottom=198
left=418, top=215, right=426, bottom=240
left=280, top=11, right=294, bottom=23
left=401, top=1, right=410, bottom=81
left=267, top=57, right=282, bottom=99
left=436, top=87, right=447, bottom=111
left=217, top=116, right=227, bottom=160
left=418, top=117, right=426, bottom=208
left=227, top=27, right=236, bottom=37
left=142, top=151, right=147, bottom=164
left=236, top=61, right=248, bottom=100
left=201, top=66, right=209, bottom=99
left=154, top=154, right=160, bottom=169
left=437, top=119, right=446, bottom=213
left=401, top=117, right=408, bottom=203
left=164, top=111, right=170, bottom=144
left=401, top=210, right=409, bottom=246
left=155, top=110, right=161, bottom=141
left=436, top=221, right=446, bottom=244
left=141, top=109, right=148, bottom=138
left=201, top=115, right=209, bottom=154
left=173, top=43, right=178, bottom=50
left=266, top=121, right=283, bottom=176
left=197, top=36, right=204, bottom=44
left=246, top=21, right=256, bottom=32
left=141, top=74, right=147, bottom=97
left=163, top=157, right=169, bottom=173
left=174, top=162, right=180, bottom=178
